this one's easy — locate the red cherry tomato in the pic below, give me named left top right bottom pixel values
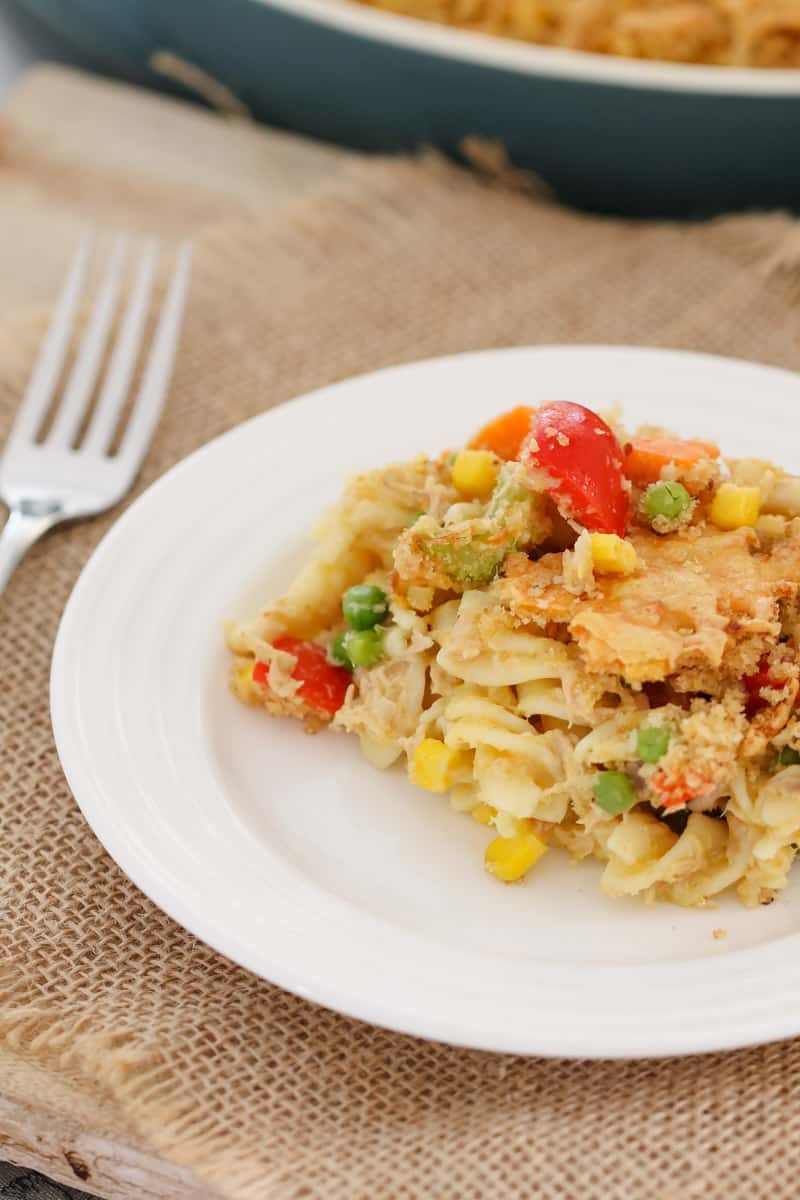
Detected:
left=252, top=636, right=351, bottom=717
left=522, top=402, right=629, bottom=536
left=743, top=658, right=784, bottom=720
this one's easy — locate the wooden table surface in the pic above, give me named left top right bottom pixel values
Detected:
left=0, top=1052, right=203, bottom=1198
left=0, top=63, right=351, bottom=1200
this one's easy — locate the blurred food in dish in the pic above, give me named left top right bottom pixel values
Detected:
left=352, top=1, right=800, bottom=68
left=7, top=0, right=800, bottom=216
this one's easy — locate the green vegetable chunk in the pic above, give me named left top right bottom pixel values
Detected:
left=343, top=584, right=389, bottom=631
left=343, top=628, right=384, bottom=668
left=593, top=771, right=637, bottom=815
left=642, top=481, right=691, bottom=522
left=329, top=633, right=353, bottom=669
left=637, top=725, right=670, bottom=764
left=414, top=464, right=548, bottom=590
left=425, top=539, right=508, bottom=588
left=774, top=746, right=800, bottom=768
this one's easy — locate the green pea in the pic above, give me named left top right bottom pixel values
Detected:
left=593, top=771, right=637, bottom=815
left=637, top=725, right=670, bottom=764
left=342, top=584, right=389, bottom=631
left=773, top=746, right=800, bottom=768
left=329, top=633, right=353, bottom=670
left=642, top=481, right=692, bottom=522
left=344, top=628, right=384, bottom=669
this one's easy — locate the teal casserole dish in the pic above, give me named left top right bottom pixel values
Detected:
left=10, top=0, right=800, bottom=217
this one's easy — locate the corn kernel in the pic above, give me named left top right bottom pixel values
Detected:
left=471, top=802, right=496, bottom=826
left=409, top=737, right=469, bottom=793
left=485, top=832, right=548, bottom=882
left=451, top=449, right=499, bottom=500
left=710, top=483, right=760, bottom=530
left=756, top=513, right=786, bottom=539
left=589, top=532, right=639, bottom=576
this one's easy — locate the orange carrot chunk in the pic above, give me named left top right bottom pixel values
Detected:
left=469, top=405, right=535, bottom=462
left=624, top=436, right=719, bottom=485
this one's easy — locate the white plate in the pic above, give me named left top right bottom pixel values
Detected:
left=52, top=346, right=800, bottom=1059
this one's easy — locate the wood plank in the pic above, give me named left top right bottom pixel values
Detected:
left=0, top=1049, right=213, bottom=1198
left=0, top=1096, right=210, bottom=1199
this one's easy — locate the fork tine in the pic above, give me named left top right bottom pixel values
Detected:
left=117, top=243, right=191, bottom=475
left=82, top=239, right=159, bottom=456
left=49, top=235, right=129, bottom=448
left=8, top=230, right=93, bottom=447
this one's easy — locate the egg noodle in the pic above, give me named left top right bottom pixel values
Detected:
left=350, top=1, right=800, bottom=68
left=227, top=400, right=800, bottom=907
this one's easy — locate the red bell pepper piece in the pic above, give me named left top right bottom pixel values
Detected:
left=252, top=636, right=350, bottom=717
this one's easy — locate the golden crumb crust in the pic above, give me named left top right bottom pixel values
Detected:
left=352, top=0, right=800, bottom=68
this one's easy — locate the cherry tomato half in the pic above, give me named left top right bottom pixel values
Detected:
left=522, top=402, right=629, bottom=536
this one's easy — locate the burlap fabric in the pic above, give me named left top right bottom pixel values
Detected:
left=4, top=111, right=800, bottom=1200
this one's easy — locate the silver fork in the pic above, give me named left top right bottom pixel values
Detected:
left=0, top=233, right=191, bottom=596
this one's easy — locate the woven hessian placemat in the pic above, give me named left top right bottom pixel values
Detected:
left=3, top=152, right=800, bottom=1200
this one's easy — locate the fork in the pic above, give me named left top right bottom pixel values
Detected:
left=0, top=233, right=191, bottom=596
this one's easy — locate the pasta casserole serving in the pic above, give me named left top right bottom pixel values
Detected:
left=351, top=1, right=800, bottom=69
left=226, top=399, right=800, bottom=907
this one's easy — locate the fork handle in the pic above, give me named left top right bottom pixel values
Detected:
left=0, top=508, right=61, bottom=596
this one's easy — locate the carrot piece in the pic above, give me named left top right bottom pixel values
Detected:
left=623, top=436, right=719, bottom=485
left=469, top=406, right=534, bottom=462
left=651, top=767, right=715, bottom=809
